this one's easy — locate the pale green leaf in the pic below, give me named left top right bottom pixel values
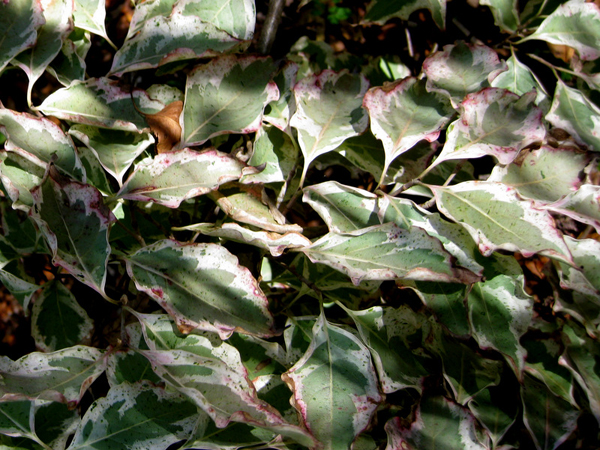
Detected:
left=543, top=184, right=600, bottom=232
left=0, top=346, right=106, bottom=405
left=263, top=61, right=298, bottom=132
left=521, top=1, right=600, bottom=60
left=290, top=70, right=369, bottom=185
left=0, top=269, right=40, bottom=310
left=522, top=373, right=580, bottom=450
left=468, top=273, right=533, bottom=375
left=0, top=150, right=45, bottom=210
left=73, top=0, right=116, bottom=49
left=364, top=0, right=446, bottom=29
left=0, top=0, right=44, bottom=73
left=431, top=181, right=573, bottom=263
left=546, top=80, right=600, bottom=151
left=490, top=53, right=549, bottom=106
left=30, top=168, right=115, bottom=296
left=31, top=280, right=94, bottom=352
left=558, top=236, right=600, bottom=297
left=480, top=0, right=519, bottom=32
left=68, top=383, right=198, bottom=450
left=125, top=240, right=276, bottom=339
left=69, top=125, right=154, bottom=186
left=118, top=149, right=248, bottom=208
left=434, top=88, right=546, bottom=167
left=282, top=311, right=382, bottom=450
left=423, top=41, right=507, bottom=106
left=175, top=0, right=255, bottom=40
left=47, top=29, right=90, bottom=86
left=363, top=77, right=454, bottom=183
left=488, top=146, right=589, bottom=203
left=181, top=55, right=278, bottom=147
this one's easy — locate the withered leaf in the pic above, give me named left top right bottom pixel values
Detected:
left=143, top=101, right=183, bottom=154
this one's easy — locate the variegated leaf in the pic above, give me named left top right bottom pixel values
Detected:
left=490, top=53, right=549, bottom=106
left=118, top=149, right=248, bottom=208
left=546, top=80, right=600, bottom=152
left=290, top=70, right=369, bottom=185
left=0, top=269, right=40, bottom=310
left=423, top=41, right=506, bottom=106
left=263, top=61, right=298, bottom=132
left=282, top=311, right=382, bottom=450
left=69, top=125, right=154, bottom=186
left=431, top=181, right=573, bottom=263
left=32, top=279, right=93, bottom=352
left=558, top=236, right=600, bottom=298
left=125, top=239, right=276, bottom=339
left=68, top=383, right=198, bottom=450
left=434, top=88, right=546, bottom=167
left=0, top=0, right=45, bottom=73
left=0, top=150, right=45, bottom=210
left=38, top=78, right=164, bottom=131
left=73, top=0, right=116, bottom=49
left=30, top=167, right=115, bottom=296
left=0, top=346, right=106, bottom=405
left=521, top=1, right=600, bottom=61
left=47, top=29, right=90, bottom=86
left=543, top=184, right=600, bottom=233
left=181, top=55, right=278, bottom=147
left=480, top=0, right=518, bottom=32
left=364, top=0, right=446, bottom=29
left=363, top=77, right=454, bottom=184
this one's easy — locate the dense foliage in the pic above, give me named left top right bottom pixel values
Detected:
left=1, top=0, right=599, bottom=449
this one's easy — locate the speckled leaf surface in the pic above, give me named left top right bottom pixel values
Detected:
left=0, top=150, right=46, bottom=210
left=282, top=311, right=382, bottom=450
left=32, top=279, right=93, bottom=352
left=0, top=346, right=106, bottom=405
left=125, top=240, right=276, bottom=339
left=546, top=80, right=600, bottom=152
left=543, top=184, right=600, bottom=232
left=343, top=305, right=432, bottom=393
left=435, top=88, right=545, bottom=167
left=73, top=0, right=115, bottom=48
left=0, top=107, right=84, bottom=180
left=364, top=0, right=445, bottom=29
left=118, top=149, right=249, bottom=207
left=423, top=42, right=506, bottom=106
left=68, top=383, right=198, bottom=450
left=431, top=181, right=573, bottom=263
left=521, top=1, right=600, bottom=61
left=491, top=53, right=549, bottom=106
left=301, top=223, right=472, bottom=285
left=363, top=77, right=454, bottom=183
left=30, top=168, right=115, bottom=296
left=0, top=0, right=44, bottom=73
left=181, top=56, right=278, bottom=147
left=558, top=237, right=600, bottom=298
left=488, top=146, right=589, bottom=203
left=38, top=78, right=164, bottom=131
left=69, top=125, right=154, bottom=186
left=468, top=273, right=533, bottom=375
left=290, top=70, right=369, bottom=185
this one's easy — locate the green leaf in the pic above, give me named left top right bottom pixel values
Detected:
left=423, top=41, right=506, bottom=106
left=488, top=146, right=589, bottom=203
left=543, top=184, right=600, bottom=232
left=31, top=280, right=94, bottom=352
left=38, top=78, right=164, bottom=132
left=30, top=167, right=115, bottom=297
left=118, top=149, right=248, bottom=208
left=0, top=150, right=45, bottom=211
left=263, top=61, right=298, bottom=132
left=47, top=29, right=90, bottom=86
left=468, top=273, right=533, bottom=375
left=431, top=181, right=573, bottom=263
left=490, top=53, right=549, bottom=106
left=0, top=0, right=45, bottom=73
left=174, top=0, right=255, bottom=40
left=105, top=350, right=162, bottom=386
left=290, top=70, right=369, bottom=185
left=343, top=305, right=433, bottom=393
left=546, top=80, right=600, bottom=152
left=0, top=346, right=106, bottom=405
left=301, top=223, right=474, bottom=285
left=469, top=386, right=518, bottom=448
left=385, top=395, right=489, bottom=449
left=364, top=0, right=446, bottom=29
left=434, top=88, right=545, bottom=167
left=363, top=77, right=454, bottom=184
left=73, top=0, right=116, bottom=49
left=521, top=373, right=580, bottom=450
left=521, top=1, right=600, bottom=60
left=125, top=239, right=276, bottom=339
left=68, top=382, right=198, bottom=450
left=181, top=55, right=278, bottom=147
left=558, top=236, right=600, bottom=297
left=282, top=311, right=382, bottom=450
left=69, top=125, right=154, bottom=186
left=480, top=0, right=519, bottom=32
left=12, top=0, right=74, bottom=107
left=0, top=269, right=40, bottom=310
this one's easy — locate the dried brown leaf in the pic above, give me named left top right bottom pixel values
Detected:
left=144, top=101, right=183, bottom=153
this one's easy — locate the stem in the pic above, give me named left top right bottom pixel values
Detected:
left=258, top=0, right=285, bottom=54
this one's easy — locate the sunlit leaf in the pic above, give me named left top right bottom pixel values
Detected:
left=0, top=150, right=45, bottom=210
left=125, top=239, right=276, bottom=339
left=490, top=53, right=549, bottom=106
left=68, top=382, right=198, bottom=450
left=0, top=0, right=44, bottom=73
left=542, top=184, right=600, bottom=233
left=558, top=236, right=600, bottom=298
left=31, top=279, right=93, bottom=352
left=282, top=311, right=382, bottom=450
left=30, top=167, right=115, bottom=296
left=181, top=55, right=278, bottom=147
left=480, top=0, right=518, bottom=32
left=263, top=61, right=298, bottom=132
left=0, top=346, right=106, bottom=405
left=73, top=0, right=116, bottom=49
left=47, top=28, right=90, bottom=86
left=290, top=70, right=369, bottom=185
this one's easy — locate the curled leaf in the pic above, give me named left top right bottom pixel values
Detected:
left=143, top=100, right=184, bottom=153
